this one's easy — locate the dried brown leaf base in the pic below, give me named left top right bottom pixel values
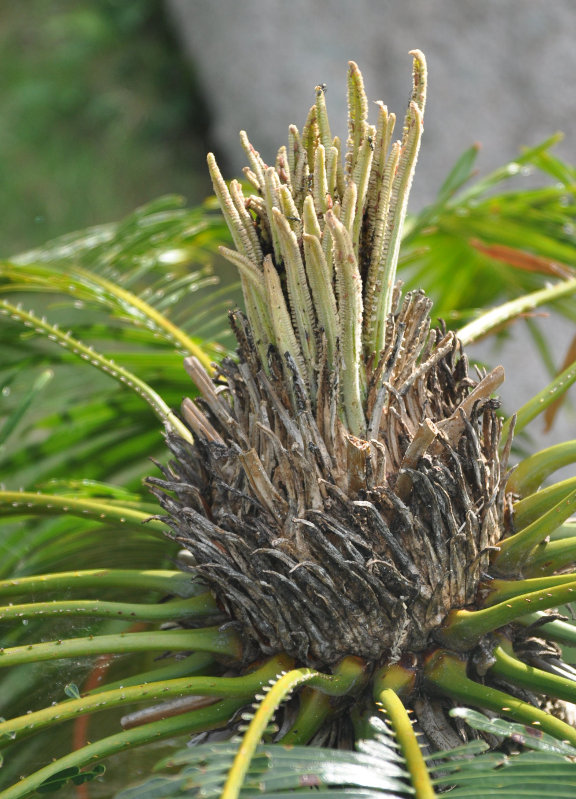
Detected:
left=150, top=289, right=507, bottom=670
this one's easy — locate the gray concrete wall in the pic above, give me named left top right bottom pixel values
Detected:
left=167, top=0, right=576, bottom=458
left=166, top=0, right=575, bottom=204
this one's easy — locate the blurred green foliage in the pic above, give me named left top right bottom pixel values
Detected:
left=0, top=0, right=211, bottom=253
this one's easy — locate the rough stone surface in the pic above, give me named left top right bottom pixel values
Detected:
left=166, top=0, right=575, bottom=205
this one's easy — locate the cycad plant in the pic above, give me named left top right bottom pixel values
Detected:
left=2, top=51, right=576, bottom=799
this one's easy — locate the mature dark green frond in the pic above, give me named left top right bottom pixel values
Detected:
left=112, top=711, right=576, bottom=799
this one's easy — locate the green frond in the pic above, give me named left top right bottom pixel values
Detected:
left=2, top=699, right=246, bottom=799
left=0, top=299, right=193, bottom=443
left=513, top=475, right=576, bottom=529
left=0, top=568, right=198, bottom=599
left=0, top=368, right=53, bottom=448
left=425, top=650, right=576, bottom=748
left=402, top=134, right=576, bottom=354
left=507, top=440, right=576, bottom=496
left=0, top=489, right=164, bottom=531
left=501, top=352, right=576, bottom=442
left=495, top=488, right=576, bottom=571
left=438, top=578, right=576, bottom=649
left=112, top=708, right=576, bottom=799
left=458, top=276, right=576, bottom=346
left=220, top=659, right=367, bottom=799
left=377, top=689, right=435, bottom=799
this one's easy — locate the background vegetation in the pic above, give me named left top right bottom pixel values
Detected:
left=1, top=1, right=211, bottom=254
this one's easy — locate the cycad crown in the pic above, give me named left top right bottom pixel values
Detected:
left=152, top=54, right=576, bottom=751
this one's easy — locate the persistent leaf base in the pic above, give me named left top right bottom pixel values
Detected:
left=151, top=294, right=505, bottom=668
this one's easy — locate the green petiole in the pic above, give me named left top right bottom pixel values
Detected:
left=0, top=626, right=242, bottom=669
left=0, top=654, right=290, bottom=747
left=1, top=698, right=246, bottom=799
left=0, top=568, right=197, bottom=599
left=0, top=593, right=219, bottom=624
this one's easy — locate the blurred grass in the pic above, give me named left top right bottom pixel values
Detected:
left=0, top=0, right=211, bottom=254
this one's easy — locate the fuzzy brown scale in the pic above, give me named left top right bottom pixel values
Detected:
left=150, top=290, right=507, bottom=669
